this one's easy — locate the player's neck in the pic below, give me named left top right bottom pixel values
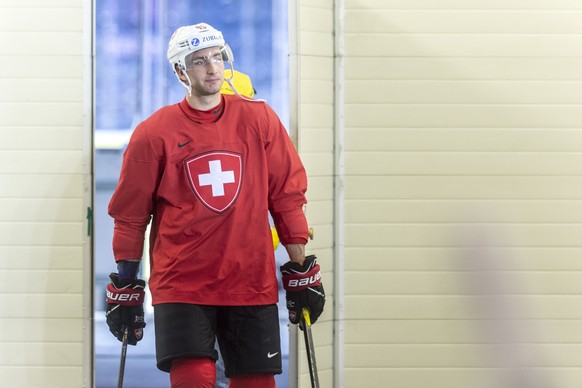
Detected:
left=180, top=96, right=224, bottom=124
left=185, top=92, right=221, bottom=111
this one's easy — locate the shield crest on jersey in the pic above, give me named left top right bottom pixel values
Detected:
left=184, top=151, right=243, bottom=213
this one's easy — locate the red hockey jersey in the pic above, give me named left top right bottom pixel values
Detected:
left=108, top=95, right=309, bottom=306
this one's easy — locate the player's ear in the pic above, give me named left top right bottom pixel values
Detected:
left=176, top=64, right=187, bottom=82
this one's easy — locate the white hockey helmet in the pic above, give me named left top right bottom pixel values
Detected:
left=167, top=23, right=234, bottom=73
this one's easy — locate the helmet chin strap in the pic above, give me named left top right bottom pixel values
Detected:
left=224, top=62, right=265, bottom=102
left=184, top=71, right=193, bottom=97
left=175, top=65, right=193, bottom=96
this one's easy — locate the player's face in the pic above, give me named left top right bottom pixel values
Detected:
left=184, top=47, right=225, bottom=97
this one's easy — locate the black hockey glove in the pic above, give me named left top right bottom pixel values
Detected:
left=105, top=273, right=146, bottom=345
left=280, top=255, right=325, bottom=325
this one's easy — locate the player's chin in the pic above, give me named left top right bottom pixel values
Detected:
left=205, top=83, right=222, bottom=95
left=196, top=86, right=221, bottom=97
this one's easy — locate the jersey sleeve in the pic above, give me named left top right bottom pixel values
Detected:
left=264, top=105, right=309, bottom=245
left=108, top=122, right=163, bottom=261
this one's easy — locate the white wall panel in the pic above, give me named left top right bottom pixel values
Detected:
left=342, top=0, right=582, bottom=386
left=297, top=1, right=336, bottom=386
left=0, top=0, right=88, bottom=386
left=0, top=368, right=83, bottom=388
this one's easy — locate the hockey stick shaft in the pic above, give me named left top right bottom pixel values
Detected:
left=302, top=308, right=320, bottom=388
left=117, top=325, right=129, bottom=388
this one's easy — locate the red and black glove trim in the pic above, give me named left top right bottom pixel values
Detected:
left=281, top=256, right=322, bottom=291
left=106, top=276, right=145, bottom=306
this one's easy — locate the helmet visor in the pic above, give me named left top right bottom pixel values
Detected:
left=184, top=44, right=234, bottom=70
left=221, top=44, right=234, bottom=63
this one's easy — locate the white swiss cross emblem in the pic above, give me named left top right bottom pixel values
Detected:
left=185, top=151, right=243, bottom=213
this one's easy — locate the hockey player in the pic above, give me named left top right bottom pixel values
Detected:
left=104, top=22, right=325, bottom=387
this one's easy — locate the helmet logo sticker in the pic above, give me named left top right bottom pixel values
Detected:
left=191, top=38, right=200, bottom=47
left=184, top=151, right=243, bottom=213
